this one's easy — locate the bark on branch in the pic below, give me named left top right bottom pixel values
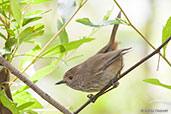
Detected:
left=0, top=58, right=73, bottom=114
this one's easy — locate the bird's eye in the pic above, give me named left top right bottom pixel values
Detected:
left=68, top=76, right=73, bottom=80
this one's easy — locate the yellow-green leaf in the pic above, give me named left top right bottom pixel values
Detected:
left=143, top=78, right=171, bottom=89
left=162, top=16, right=171, bottom=56
left=11, top=0, right=22, bottom=26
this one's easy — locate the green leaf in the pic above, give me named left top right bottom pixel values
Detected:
left=19, top=23, right=44, bottom=43
left=0, top=0, right=9, bottom=6
left=32, top=0, right=52, bottom=4
left=13, top=91, right=43, bottom=109
left=162, top=16, right=171, bottom=56
left=5, top=38, right=17, bottom=49
left=6, top=28, right=15, bottom=37
left=25, top=9, right=51, bottom=17
left=11, top=0, right=22, bottom=26
left=23, top=9, right=50, bottom=26
left=41, top=38, right=95, bottom=57
left=30, top=54, right=64, bottom=81
left=103, top=7, right=114, bottom=21
left=57, top=0, right=76, bottom=23
left=0, top=32, right=7, bottom=40
left=76, top=18, right=123, bottom=27
left=76, top=18, right=99, bottom=27
left=25, top=10, right=42, bottom=17
left=18, top=27, right=33, bottom=43
left=17, top=102, right=34, bottom=110
left=23, top=17, right=42, bottom=26
left=57, top=19, right=69, bottom=43
left=143, top=78, right=171, bottom=89
left=0, top=90, right=19, bottom=114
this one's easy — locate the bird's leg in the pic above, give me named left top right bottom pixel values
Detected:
left=87, top=81, right=119, bottom=103
left=102, top=81, right=119, bottom=94
left=87, top=67, right=122, bottom=103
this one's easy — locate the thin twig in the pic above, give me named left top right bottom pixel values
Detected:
left=10, top=0, right=88, bottom=86
left=0, top=16, right=6, bottom=25
left=7, top=0, right=11, bottom=39
left=0, top=57, right=73, bottom=114
left=113, top=0, right=171, bottom=67
left=73, top=36, right=171, bottom=114
left=21, top=0, right=33, bottom=12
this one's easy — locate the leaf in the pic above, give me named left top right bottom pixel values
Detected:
left=23, top=9, right=51, bottom=26
left=6, top=28, right=15, bottom=37
left=143, top=78, right=171, bottom=89
left=11, top=0, right=22, bottom=26
left=103, top=7, right=114, bottom=21
left=162, top=16, right=171, bottom=56
left=19, top=27, right=34, bottom=43
left=13, top=91, right=43, bottom=109
left=0, top=8, right=7, bottom=18
left=0, top=90, right=19, bottom=114
left=57, top=0, right=76, bottom=23
left=76, top=18, right=123, bottom=27
left=57, top=19, right=69, bottom=43
left=19, top=23, right=44, bottom=43
left=32, top=0, right=52, bottom=4
left=76, top=18, right=99, bottom=27
left=25, top=10, right=42, bottom=17
left=23, top=17, right=42, bottom=26
left=0, top=32, right=6, bottom=40
left=17, top=102, right=34, bottom=110
left=25, top=9, right=51, bottom=18
left=5, top=38, right=17, bottom=49
left=41, top=38, right=95, bottom=57
left=0, top=0, right=9, bottom=7
left=30, top=54, right=64, bottom=81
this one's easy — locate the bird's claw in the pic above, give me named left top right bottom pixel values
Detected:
left=87, top=94, right=97, bottom=103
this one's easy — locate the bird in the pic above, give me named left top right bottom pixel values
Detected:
left=56, top=11, right=130, bottom=92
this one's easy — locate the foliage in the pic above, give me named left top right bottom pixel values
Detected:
left=0, top=89, right=38, bottom=114
left=143, top=78, right=171, bottom=89
left=144, top=17, right=171, bottom=89
left=0, top=0, right=96, bottom=113
left=162, top=16, right=171, bottom=56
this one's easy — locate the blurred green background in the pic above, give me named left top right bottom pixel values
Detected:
left=3, top=0, right=171, bottom=114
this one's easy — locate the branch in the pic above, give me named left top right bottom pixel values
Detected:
left=113, top=0, right=171, bottom=67
left=0, top=58, right=73, bottom=114
left=74, top=36, right=171, bottom=114
left=0, top=16, right=6, bottom=25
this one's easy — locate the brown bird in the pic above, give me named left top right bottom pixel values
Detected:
left=56, top=12, right=130, bottom=92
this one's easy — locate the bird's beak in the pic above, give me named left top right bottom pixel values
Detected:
left=55, top=80, right=66, bottom=85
